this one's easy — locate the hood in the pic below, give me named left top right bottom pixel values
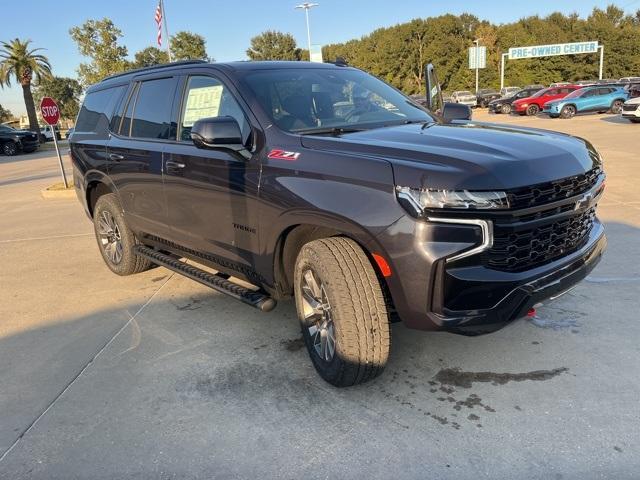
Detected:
left=625, top=97, right=640, bottom=105
left=299, top=122, right=599, bottom=191
left=489, top=97, right=510, bottom=106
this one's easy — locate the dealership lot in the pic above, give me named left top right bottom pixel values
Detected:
left=1, top=111, right=640, bottom=479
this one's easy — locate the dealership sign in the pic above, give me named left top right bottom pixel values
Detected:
left=508, top=41, right=599, bottom=60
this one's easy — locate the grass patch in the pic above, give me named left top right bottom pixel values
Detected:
left=46, top=181, right=74, bottom=191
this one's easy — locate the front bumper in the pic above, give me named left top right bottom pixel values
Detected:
left=621, top=106, right=640, bottom=118
left=376, top=181, right=606, bottom=336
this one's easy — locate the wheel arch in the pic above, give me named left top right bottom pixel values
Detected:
left=84, top=172, right=118, bottom=217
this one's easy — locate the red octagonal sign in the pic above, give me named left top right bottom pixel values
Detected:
left=40, top=97, right=60, bottom=125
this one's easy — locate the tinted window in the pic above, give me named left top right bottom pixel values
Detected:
left=598, top=88, right=612, bottom=95
left=119, top=83, right=139, bottom=136
left=76, top=85, right=126, bottom=133
left=179, top=76, right=250, bottom=143
left=130, top=77, right=178, bottom=140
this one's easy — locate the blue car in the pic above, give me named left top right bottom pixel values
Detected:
left=543, top=86, right=628, bottom=119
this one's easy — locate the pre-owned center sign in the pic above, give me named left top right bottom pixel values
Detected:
left=508, top=41, right=599, bottom=60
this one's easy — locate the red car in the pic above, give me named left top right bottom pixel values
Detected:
left=512, top=85, right=582, bottom=116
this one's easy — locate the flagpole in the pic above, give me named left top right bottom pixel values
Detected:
left=161, top=0, right=172, bottom=62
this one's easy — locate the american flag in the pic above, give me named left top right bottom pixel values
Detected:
left=154, top=1, right=163, bottom=46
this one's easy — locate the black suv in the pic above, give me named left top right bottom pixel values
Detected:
left=0, top=124, right=39, bottom=155
left=488, top=87, right=544, bottom=114
left=71, top=61, right=606, bottom=387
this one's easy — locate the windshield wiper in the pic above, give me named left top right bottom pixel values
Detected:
left=296, top=126, right=365, bottom=136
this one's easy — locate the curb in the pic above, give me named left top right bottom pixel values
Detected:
left=41, top=187, right=76, bottom=200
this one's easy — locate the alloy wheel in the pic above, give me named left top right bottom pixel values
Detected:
left=611, top=101, right=623, bottom=114
left=301, top=269, right=335, bottom=362
left=97, top=210, right=123, bottom=265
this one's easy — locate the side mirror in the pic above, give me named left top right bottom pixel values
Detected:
left=441, top=102, right=472, bottom=122
left=424, top=63, right=443, bottom=113
left=191, top=116, right=250, bottom=158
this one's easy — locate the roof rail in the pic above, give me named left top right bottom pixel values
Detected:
left=102, top=60, right=208, bottom=82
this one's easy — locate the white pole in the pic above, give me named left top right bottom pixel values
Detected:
left=305, top=8, right=312, bottom=54
left=474, top=40, right=479, bottom=94
left=598, top=45, right=604, bottom=80
left=500, top=53, right=507, bottom=90
left=161, top=0, right=172, bottom=62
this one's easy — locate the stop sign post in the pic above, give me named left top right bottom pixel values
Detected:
left=40, top=97, right=68, bottom=189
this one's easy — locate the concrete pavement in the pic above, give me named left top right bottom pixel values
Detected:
left=1, top=112, right=639, bottom=479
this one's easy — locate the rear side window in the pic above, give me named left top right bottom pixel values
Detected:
left=130, top=77, right=178, bottom=139
left=75, top=85, right=126, bottom=133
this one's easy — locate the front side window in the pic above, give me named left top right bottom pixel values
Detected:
left=243, top=68, right=433, bottom=133
left=129, top=77, right=178, bottom=140
left=179, top=75, right=250, bottom=143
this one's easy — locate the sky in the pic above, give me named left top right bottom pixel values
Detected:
left=2, top=0, right=639, bottom=116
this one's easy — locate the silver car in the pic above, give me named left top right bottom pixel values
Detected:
left=451, top=90, right=477, bottom=107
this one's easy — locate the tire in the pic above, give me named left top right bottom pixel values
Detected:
left=2, top=142, right=18, bottom=156
left=630, top=118, right=640, bottom=124
left=294, top=237, right=390, bottom=387
left=526, top=104, right=539, bottom=116
left=560, top=105, right=576, bottom=119
left=501, top=104, right=511, bottom=114
left=93, top=193, right=151, bottom=276
left=610, top=100, right=624, bottom=115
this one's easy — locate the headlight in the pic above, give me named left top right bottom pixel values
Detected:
left=521, top=103, right=529, bottom=107
left=396, top=186, right=510, bottom=215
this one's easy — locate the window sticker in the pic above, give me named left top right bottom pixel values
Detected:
left=183, top=85, right=223, bottom=127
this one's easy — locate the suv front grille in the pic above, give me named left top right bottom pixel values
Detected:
left=486, top=207, right=596, bottom=272
left=622, top=104, right=638, bottom=112
left=506, top=167, right=601, bottom=210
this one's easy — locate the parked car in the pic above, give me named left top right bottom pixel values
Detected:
left=0, top=124, right=39, bottom=155
left=523, top=84, right=545, bottom=90
left=476, top=88, right=501, bottom=107
left=512, top=85, right=582, bottom=116
left=619, top=76, right=640, bottom=83
left=65, top=127, right=75, bottom=139
left=488, top=87, right=544, bottom=114
left=550, top=82, right=571, bottom=87
left=39, top=124, right=61, bottom=142
left=500, top=86, right=521, bottom=97
left=621, top=97, right=640, bottom=123
left=543, top=86, right=628, bottom=119
left=70, top=60, right=606, bottom=386
left=451, top=90, right=477, bottom=107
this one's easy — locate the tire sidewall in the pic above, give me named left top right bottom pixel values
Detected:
left=93, top=194, right=140, bottom=276
left=3, top=142, right=17, bottom=156
left=501, top=104, right=511, bottom=114
left=526, top=104, right=539, bottom=116
left=294, top=247, right=344, bottom=383
left=611, top=100, right=623, bottom=114
left=560, top=105, right=575, bottom=119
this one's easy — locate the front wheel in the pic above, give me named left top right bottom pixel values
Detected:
left=526, top=104, right=539, bottom=116
left=93, top=193, right=151, bottom=276
left=294, top=237, right=390, bottom=387
left=560, top=105, right=576, bottom=119
left=610, top=100, right=624, bottom=114
left=630, top=118, right=640, bottom=124
left=501, top=104, right=512, bottom=114
left=2, top=142, right=18, bottom=156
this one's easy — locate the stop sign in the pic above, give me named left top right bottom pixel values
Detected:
left=40, top=97, right=60, bottom=125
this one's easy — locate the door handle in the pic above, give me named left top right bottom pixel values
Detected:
left=166, top=161, right=185, bottom=169
left=109, top=153, right=124, bottom=161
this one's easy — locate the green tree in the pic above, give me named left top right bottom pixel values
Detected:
left=0, top=104, right=12, bottom=122
left=69, top=18, right=130, bottom=87
left=0, top=38, right=52, bottom=133
left=170, top=31, right=210, bottom=61
left=133, top=46, right=170, bottom=68
left=246, top=31, right=301, bottom=61
left=33, top=76, right=82, bottom=121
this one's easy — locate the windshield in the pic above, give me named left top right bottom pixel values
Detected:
left=243, top=68, right=434, bottom=133
left=530, top=88, right=551, bottom=98
left=0, top=125, right=17, bottom=133
left=564, top=89, right=587, bottom=99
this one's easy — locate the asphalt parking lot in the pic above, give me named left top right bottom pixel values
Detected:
left=1, top=111, right=639, bottom=479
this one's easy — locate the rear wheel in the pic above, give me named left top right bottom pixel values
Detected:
left=501, top=104, right=512, bottom=114
left=294, top=237, right=390, bottom=387
left=526, top=104, right=539, bottom=116
left=2, top=142, right=18, bottom=156
left=560, top=105, right=576, bottom=119
left=610, top=100, right=624, bottom=114
left=93, top=193, right=151, bottom=276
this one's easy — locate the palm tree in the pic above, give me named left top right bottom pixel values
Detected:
left=0, top=39, right=52, bottom=133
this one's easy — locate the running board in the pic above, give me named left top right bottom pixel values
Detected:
left=134, top=245, right=277, bottom=312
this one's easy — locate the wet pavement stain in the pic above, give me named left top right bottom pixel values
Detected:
left=528, top=316, right=580, bottom=330
left=614, top=446, right=623, bottom=453
left=174, top=297, right=203, bottom=311
left=434, top=367, right=569, bottom=388
left=282, top=337, right=305, bottom=352
left=151, top=275, right=167, bottom=282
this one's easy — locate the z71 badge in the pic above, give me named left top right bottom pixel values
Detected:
left=267, top=149, right=301, bottom=161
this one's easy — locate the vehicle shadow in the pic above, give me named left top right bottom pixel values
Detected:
left=1, top=221, right=639, bottom=478
left=600, top=115, right=632, bottom=124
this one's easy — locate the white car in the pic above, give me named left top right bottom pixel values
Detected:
left=500, top=87, right=521, bottom=97
left=451, top=91, right=477, bottom=107
left=621, top=97, right=640, bottom=123
left=39, top=125, right=61, bottom=142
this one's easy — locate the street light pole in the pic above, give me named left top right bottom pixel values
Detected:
left=295, top=2, right=319, bottom=55
left=473, top=39, right=480, bottom=95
